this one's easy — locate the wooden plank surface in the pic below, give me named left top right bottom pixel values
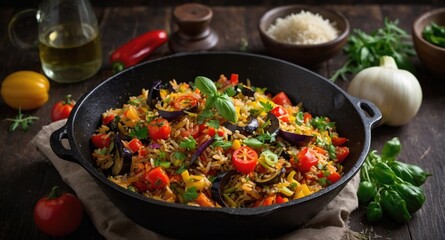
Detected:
left=0, top=3, right=444, bottom=240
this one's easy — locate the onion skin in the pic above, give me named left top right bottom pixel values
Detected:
left=347, top=56, right=422, bottom=126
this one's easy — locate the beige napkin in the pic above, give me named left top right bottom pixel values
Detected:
left=33, top=120, right=361, bottom=240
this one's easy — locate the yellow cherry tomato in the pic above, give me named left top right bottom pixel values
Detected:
left=1, top=71, right=50, bottom=110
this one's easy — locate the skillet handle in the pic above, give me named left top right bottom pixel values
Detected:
left=350, top=97, right=382, bottom=129
left=50, top=124, right=77, bottom=162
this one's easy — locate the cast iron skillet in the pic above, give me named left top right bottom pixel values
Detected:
left=50, top=52, right=381, bottom=239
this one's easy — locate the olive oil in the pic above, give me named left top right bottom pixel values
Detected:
left=39, top=23, right=102, bottom=83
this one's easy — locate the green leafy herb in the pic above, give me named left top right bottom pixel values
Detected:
left=311, top=117, right=335, bottom=131
left=206, top=119, right=220, bottom=129
left=225, top=86, right=237, bottom=97
left=6, top=109, right=39, bottom=132
left=195, top=76, right=237, bottom=123
left=257, top=132, right=276, bottom=143
left=331, top=18, right=416, bottom=81
left=197, top=109, right=213, bottom=123
left=423, top=23, right=445, bottom=48
left=260, top=101, right=273, bottom=112
left=215, top=95, right=237, bottom=123
left=183, top=186, right=199, bottom=201
left=179, top=136, right=197, bottom=150
left=212, top=136, right=233, bottom=149
left=128, top=124, right=148, bottom=139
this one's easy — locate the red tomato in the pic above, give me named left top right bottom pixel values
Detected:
left=143, top=167, right=170, bottom=189
left=33, top=186, right=83, bottom=237
left=147, top=118, right=171, bottom=140
left=128, top=138, right=143, bottom=153
left=229, top=73, right=239, bottom=85
left=270, top=106, right=290, bottom=122
left=272, top=91, right=292, bottom=106
left=260, top=195, right=276, bottom=206
left=296, top=147, right=318, bottom=172
left=51, top=95, right=75, bottom=122
left=102, top=114, right=115, bottom=125
left=133, top=181, right=150, bottom=192
left=232, top=146, right=258, bottom=174
left=275, top=195, right=288, bottom=204
left=172, top=95, right=198, bottom=110
left=335, top=146, right=350, bottom=163
left=303, top=112, right=312, bottom=123
left=332, top=136, right=348, bottom=146
left=91, top=133, right=111, bottom=148
left=327, top=171, right=341, bottom=184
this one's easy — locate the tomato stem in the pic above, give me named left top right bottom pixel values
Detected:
left=63, top=94, right=73, bottom=105
left=48, top=186, right=61, bottom=199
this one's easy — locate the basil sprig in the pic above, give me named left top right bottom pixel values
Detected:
left=195, top=76, right=237, bottom=122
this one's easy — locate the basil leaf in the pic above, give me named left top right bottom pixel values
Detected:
left=215, top=96, right=237, bottom=123
left=195, top=76, right=218, bottom=96
left=205, top=95, right=217, bottom=109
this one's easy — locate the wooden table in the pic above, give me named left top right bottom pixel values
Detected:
left=1, top=3, right=444, bottom=239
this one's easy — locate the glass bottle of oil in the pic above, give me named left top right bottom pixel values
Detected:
left=37, top=0, right=102, bottom=83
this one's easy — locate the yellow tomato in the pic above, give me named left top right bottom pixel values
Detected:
left=1, top=71, right=50, bottom=110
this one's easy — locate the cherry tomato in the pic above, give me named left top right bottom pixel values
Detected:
left=229, top=73, right=239, bottom=85
left=327, top=171, right=341, bottom=184
left=102, top=114, right=115, bottom=125
left=335, top=146, right=350, bottom=163
left=128, top=138, right=143, bottom=153
left=133, top=181, right=151, bottom=192
left=232, top=146, right=258, bottom=174
left=143, top=167, right=170, bottom=189
left=91, top=133, right=111, bottom=148
left=270, top=106, right=290, bottom=122
left=147, top=118, right=171, bottom=140
left=303, top=112, right=312, bottom=123
left=296, top=147, right=318, bottom=172
left=180, top=124, right=201, bottom=139
left=33, top=186, right=83, bottom=237
left=172, top=95, right=198, bottom=110
left=332, top=136, right=348, bottom=146
left=275, top=195, right=288, bottom=204
left=51, top=95, right=76, bottom=122
left=272, top=91, right=292, bottom=106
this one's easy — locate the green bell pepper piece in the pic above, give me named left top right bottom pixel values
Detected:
left=371, top=161, right=396, bottom=185
left=357, top=181, right=377, bottom=203
left=381, top=189, right=412, bottom=223
left=381, top=137, right=401, bottom=160
left=366, top=201, right=383, bottom=222
left=393, top=182, right=426, bottom=213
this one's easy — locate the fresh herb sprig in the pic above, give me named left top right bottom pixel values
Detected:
left=331, top=18, right=416, bottom=81
left=195, top=76, right=237, bottom=122
left=423, top=22, right=445, bottom=48
left=6, top=108, right=39, bottom=132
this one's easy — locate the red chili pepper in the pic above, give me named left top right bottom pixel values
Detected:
left=110, top=30, right=168, bottom=73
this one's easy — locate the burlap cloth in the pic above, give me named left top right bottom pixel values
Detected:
left=32, top=120, right=361, bottom=240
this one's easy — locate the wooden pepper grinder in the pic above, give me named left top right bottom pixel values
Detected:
left=169, top=3, right=219, bottom=53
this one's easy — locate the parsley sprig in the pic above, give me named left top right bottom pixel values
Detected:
left=6, top=108, right=39, bottom=132
left=331, top=18, right=416, bottom=81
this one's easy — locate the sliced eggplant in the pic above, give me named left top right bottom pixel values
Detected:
left=235, top=84, right=255, bottom=97
left=211, top=170, right=238, bottom=207
left=147, top=80, right=164, bottom=108
left=264, top=112, right=279, bottom=135
left=278, top=130, right=314, bottom=147
left=157, top=109, right=185, bottom=121
left=111, top=133, right=132, bottom=176
left=223, top=117, right=258, bottom=135
left=189, top=138, right=215, bottom=167
left=254, top=167, right=285, bottom=186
